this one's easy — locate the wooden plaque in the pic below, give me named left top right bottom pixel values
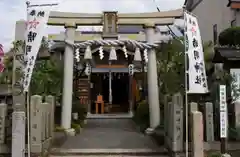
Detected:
left=102, top=12, right=118, bottom=38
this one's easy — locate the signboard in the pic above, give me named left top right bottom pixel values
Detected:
left=184, top=12, right=208, bottom=93
left=230, top=68, right=240, bottom=102
left=219, top=85, right=228, bottom=138
left=103, top=11, right=118, bottom=37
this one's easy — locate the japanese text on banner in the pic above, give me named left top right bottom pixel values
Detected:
left=23, top=8, right=51, bottom=92
left=184, top=12, right=208, bottom=94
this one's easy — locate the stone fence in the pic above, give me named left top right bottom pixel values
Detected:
left=0, top=95, right=55, bottom=157
left=164, top=93, right=213, bottom=155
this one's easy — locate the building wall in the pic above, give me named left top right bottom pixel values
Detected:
left=192, top=0, right=234, bottom=42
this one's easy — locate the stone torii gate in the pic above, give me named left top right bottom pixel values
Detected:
left=48, top=9, right=183, bottom=132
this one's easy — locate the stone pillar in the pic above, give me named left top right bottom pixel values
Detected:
left=164, top=95, right=170, bottom=146
left=13, top=20, right=26, bottom=106
left=0, top=103, right=7, bottom=144
left=46, top=95, right=55, bottom=139
left=204, top=102, right=214, bottom=142
left=144, top=23, right=160, bottom=131
left=189, top=102, right=198, bottom=112
left=191, top=111, right=204, bottom=157
left=12, top=105, right=25, bottom=157
left=61, top=22, right=76, bottom=130
left=171, top=93, right=183, bottom=152
left=30, top=95, right=43, bottom=153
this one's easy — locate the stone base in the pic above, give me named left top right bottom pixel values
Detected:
left=64, top=128, right=75, bottom=136
left=222, top=153, right=231, bottom=157
left=129, top=111, right=134, bottom=117
left=145, top=128, right=155, bottom=135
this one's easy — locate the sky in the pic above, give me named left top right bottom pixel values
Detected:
left=0, top=0, right=184, bottom=52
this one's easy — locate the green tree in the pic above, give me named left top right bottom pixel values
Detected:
left=30, top=59, right=62, bottom=98
left=0, top=37, right=62, bottom=99
left=156, top=39, right=215, bottom=101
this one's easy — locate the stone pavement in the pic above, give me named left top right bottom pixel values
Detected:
left=51, top=119, right=167, bottom=156
left=54, top=119, right=161, bottom=149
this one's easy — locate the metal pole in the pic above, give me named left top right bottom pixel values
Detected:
left=109, top=61, right=112, bottom=105
left=129, top=70, right=133, bottom=114
left=25, top=2, right=31, bottom=157
left=183, top=6, right=189, bottom=157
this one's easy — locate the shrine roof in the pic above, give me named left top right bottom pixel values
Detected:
left=213, top=46, right=240, bottom=63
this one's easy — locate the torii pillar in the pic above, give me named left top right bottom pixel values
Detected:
left=61, top=22, right=76, bottom=131
left=145, top=23, right=160, bottom=133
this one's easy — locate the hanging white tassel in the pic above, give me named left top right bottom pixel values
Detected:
left=75, top=48, right=80, bottom=62
left=84, top=45, right=92, bottom=60
left=143, top=49, right=148, bottom=63
left=109, top=46, right=117, bottom=61
left=99, top=46, right=104, bottom=60
left=122, top=46, right=128, bottom=58
left=134, top=47, right=142, bottom=62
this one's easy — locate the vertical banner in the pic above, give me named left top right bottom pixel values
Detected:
left=23, top=7, right=52, bottom=92
left=184, top=12, right=208, bottom=93
left=0, top=44, right=5, bottom=73
left=219, top=85, right=228, bottom=138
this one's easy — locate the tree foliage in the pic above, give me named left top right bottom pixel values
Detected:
left=30, top=59, right=62, bottom=98
left=0, top=37, right=62, bottom=99
left=157, top=38, right=185, bottom=98
left=219, top=27, right=240, bottom=46
left=156, top=38, right=215, bottom=103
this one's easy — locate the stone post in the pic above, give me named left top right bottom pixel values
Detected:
left=30, top=95, right=43, bottom=153
left=42, top=102, right=49, bottom=151
left=164, top=95, right=170, bottom=146
left=191, top=111, right=204, bottom=157
left=204, top=102, right=214, bottom=142
left=166, top=101, right=172, bottom=148
left=11, top=104, right=25, bottom=157
left=0, top=103, right=7, bottom=144
left=189, top=102, right=198, bottom=113
left=46, top=95, right=55, bottom=139
left=61, top=22, right=76, bottom=130
left=13, top=20, right=26, bottom=106
left=144, top=23, right=160, bottom=132
left=171, top=93, right=183, bottom=152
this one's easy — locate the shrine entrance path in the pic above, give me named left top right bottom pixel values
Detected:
left=51, top=119, right=166, bottom=155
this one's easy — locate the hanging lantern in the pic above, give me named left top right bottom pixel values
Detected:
left=84, top=45, right=92, bottom=60
left=85, top=63, right=91, bottom=76
left=122, top=46, right=128, bottom=58
left=134, top=47, right=142, bottom=62
left=128, top=64, right=134, bottom=76
left=99, top=46, right=104, bottom=60
left=109, top=46, right=117, bottom=61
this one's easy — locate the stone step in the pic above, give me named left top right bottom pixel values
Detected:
left=49, top=155, right=167, bottom=157
left=49, top=148, right=169, bottom=157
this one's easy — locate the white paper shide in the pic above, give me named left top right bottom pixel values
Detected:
left=219, top=85, right=228, bottom=138
left=23, top=8, right=51, bottom=92
left=184, top=12, right=208, bottom=93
